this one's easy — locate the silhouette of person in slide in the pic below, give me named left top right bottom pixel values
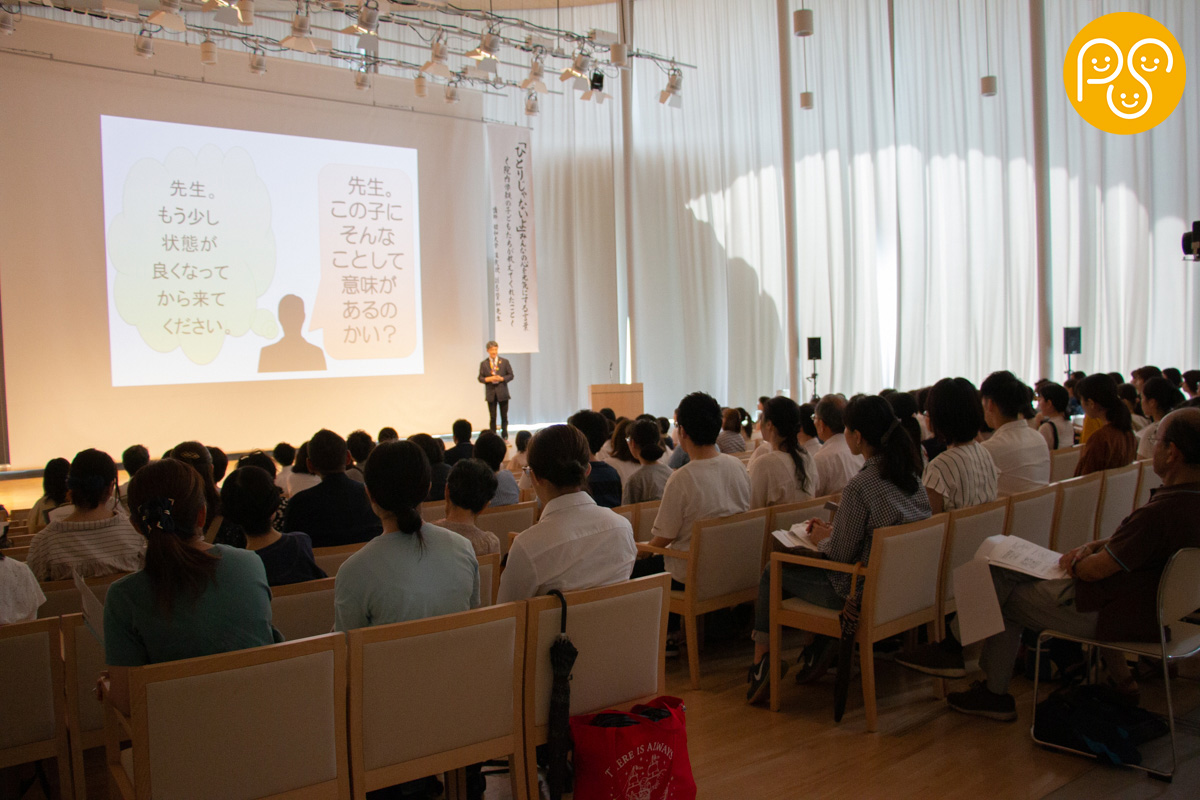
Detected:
left=258, top=294, right=327, bottom=373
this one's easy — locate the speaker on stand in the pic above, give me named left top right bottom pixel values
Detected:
left=806, top=337, right=822, bottom=404
left=1063, top=327, right=1082, bottom=378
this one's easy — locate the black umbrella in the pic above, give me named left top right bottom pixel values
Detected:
left=547, top=590, right=578, bottom=800
left=832, top=577, right=864, bottom=723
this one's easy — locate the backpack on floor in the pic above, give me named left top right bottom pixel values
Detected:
left=1033, top=684, right=1168, bottom=765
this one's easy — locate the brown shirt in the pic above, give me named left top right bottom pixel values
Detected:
left=434, top=519, right=500, bottom=558
left=1074, top=423, right=1137, bottom=477
left=1075, top=481, right=1200, bottom=641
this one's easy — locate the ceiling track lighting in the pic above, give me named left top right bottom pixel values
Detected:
left=414, top=73, right=428, bottom=98
left=281, top=13, right=315, bottom=53
left=248, top=49, right=266, bottom=74
left=560, top=51, right=591, bottom=82
left=659, top=67, right=682, bottom=108
left=609, top=42, right=628, bottom=68
left=200, top=36, right=217, bottom=65
left=520, top=56, right=547, bottom=94
left=134, top=30, right=154, bottom=58
left=235, top=0, right=254, bottom=26
left=444, top=83, right=460, bottom=104
left=524, top=91, right=539, bottom=117
left=467, top=32, right=500, bottom=62
left=147, top=0, right=186, bottom=33
left=0, top=10, right=16, bottom=35
left=581, top=70, right=610, bottom=104
left=355, top=68, right=371, bottom=90
left=421, top=34, right=453, bottom=79
left=341, top=2, right=378, bottom=36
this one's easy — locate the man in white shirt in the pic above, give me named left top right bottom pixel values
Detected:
left=980, top=371, right=1050, bottom=496
left=498, top=425, right=636, bottom=603
left=636, top=392, right=752, bottom=587
left=812, top=396, right=865, bottom=496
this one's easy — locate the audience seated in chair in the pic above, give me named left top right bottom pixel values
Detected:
left=444, top=419, right=475, bottom=467
left=473, top=430, right=519, bottom=507
left=922, top=377, right=997, bottom=514
left=221, top=465, right=325, bottom=586
left=100, top=458, right=279, bottom=716
left=27, top=449, right=144, bottom=581
left=567, top=409, right=623, bottom=508
left=623, top=419, right=673, bottom=505
left=117, top=444, right=149, bottom=513
left=0, top=548, right=45, bottom=623
left=272, top=441, right=296, bottom=494
left=434, top=458, right=502, bottom=558
left=1074, top=374, right=1138, bottom=476
left=345, top=429, right=374, bottom=483
left=747, top=394, right=932, bottom=703
left=26, top=457, right=70, bottom=537
left=605, top=419, right=644, bottom=487
left=812, top=395, right=865, bottom=496
left=497, top=425, right=636, bottom=603
left=717, top=408, right=748, bottom=455
left=282, top=429, right=382, bottom=548
left=979, top=371, right=1050, bottom=496
left=408, top=433, right=451, bottom=502
left=1033, top=382, right=1075, bottom=452
left=749, top=396, right=816, bottom=509
left=334, top=439, right=479, bottom=631
left=1137, top=377, right=1185, bottom=460
left=286, top=441, right=321, bottom=498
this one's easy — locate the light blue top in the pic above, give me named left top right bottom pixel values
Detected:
left=334, top=523, right=480, bottom=631
left=492, top=469, right=520, bottom=507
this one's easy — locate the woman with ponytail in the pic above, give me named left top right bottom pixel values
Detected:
left=1074, top=374, right=1138, bottom=476
left=748, top=397, right=816, bottom=508
left=333, top=440, right=479, bottom=631
left=100, top=458, right=277, bottom=714
left=747, top=395, right=931, bottom=704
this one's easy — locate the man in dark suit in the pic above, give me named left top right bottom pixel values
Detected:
left=282, top=428, right=382, bottom=548
left=478, top=340, right=515, bottom=439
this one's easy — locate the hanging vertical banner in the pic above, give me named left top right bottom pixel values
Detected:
left=486, top=124, right=539, bottom=353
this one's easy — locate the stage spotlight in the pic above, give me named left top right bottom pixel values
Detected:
left=581, top=70, right=610, bottom=104
left=520, top=56, right=547, bottom=93
left=422, top=35, right=454, bottom=79
left=147, top=0, right=187, bottom=33
left=414, top=73, right=428, bottom=98
left=134, top=31, right=154, bottom=58
left=0, top=11, right=16, bottom=35
left=467, top=32, right=499, bottom=61
left=609, top=42, right=628, bottom=67
left=444, top=84, right=459, bottom=104
left=281, top=14, right=317, bottom=53
left=561, top=51, right=591, bottom=82
left=659, top=68, right=682, bottom=108
left=236, top=0, right=254, bottom=26
left=355, top=69, right=371, bottom=90
left=200, top=37, right=217, bottom=65
left=248, top=50, right=267, bottom=75
left=525, top=91, right=540, bottom=117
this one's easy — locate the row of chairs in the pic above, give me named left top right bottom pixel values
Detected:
left=1, top=573, right=672, bottom=800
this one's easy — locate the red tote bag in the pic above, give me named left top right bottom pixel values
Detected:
left=569, top=696, right=697, bottom=800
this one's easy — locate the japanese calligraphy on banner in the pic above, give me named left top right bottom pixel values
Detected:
left=486, top=124, right=539, bottom=353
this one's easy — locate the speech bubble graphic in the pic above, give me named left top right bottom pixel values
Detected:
left=311, top=163, right=418, bottom=360
left=108, top=145, right=277, bottom=365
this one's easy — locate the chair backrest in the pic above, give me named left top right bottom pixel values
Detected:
left=8, top=533, right=33, bottom=547
left=1050, top=445, right=1083, bottom=483
left=1051, top=473, right=1103, bottom=552
left=419, top=501, right=443, bottom=523
left=1004, top=484, right=1059, bottom=549
left=271, top=578, right=336, bottom=641
left=1159, top=548, right=1200, bottom=628
left=477, top=553, right=500, bottom=607
left=767, top=494, right=837, bottom=534
left=0, top=616, right=64, bottom=755
left=634, top=501, right=661, bottom=544
left=524, top=574, right=669, bottom=732
left=124, top=634, right=348, bottom=800
left=62, top=613, right=107, bottom=739
left=689, top=509, right=770, bottom=603
left=611, top=503, right=638, bottom=534
left=1135, top=460, right=1163, bottom=509
left=1095, top=463, right=1141, bottom=541
left=1, top=545, right=29, bottom=561
left=38, top=572, right=126, bottom=619
left=863, top=515, right=948, bottom=631
left=941, top=500, right=1008, bottom=605
left=347, top=603, right=523, bottom=791
left=476, top=502, right=537, bottom=540
left=312, top=544, right=363, bottom=578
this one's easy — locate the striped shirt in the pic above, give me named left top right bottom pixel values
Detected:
left=26, top=514, right=145, bottom=581
left=922, top=442, right=999, bottom=512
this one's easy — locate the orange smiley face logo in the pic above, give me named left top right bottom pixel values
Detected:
left=1064, top=12, right=1186, bottom=135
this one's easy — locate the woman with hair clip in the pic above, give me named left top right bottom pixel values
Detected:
left=1074, top=374, right=1138, bottom=476
left=333, top=440, right=479, bottom=632
left=623, top=419, right=673, bottom=505
left=748, top=397, right=816, bottom=509
left=747, top=394, right=931, bottom=704
left=99, top=458, right=278, bottom=715
left=169, top=441, right=224, bottom=543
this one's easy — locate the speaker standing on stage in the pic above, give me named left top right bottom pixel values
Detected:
left=479, top=341, right=514, bottom=440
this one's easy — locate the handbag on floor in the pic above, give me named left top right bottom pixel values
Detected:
left=570, top=696, right=697, bottom=800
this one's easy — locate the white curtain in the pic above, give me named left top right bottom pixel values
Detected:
left=1044, top=0, right=1200, bottom=379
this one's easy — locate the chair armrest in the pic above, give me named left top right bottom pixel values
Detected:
left=636, top=543, right=688, bottom=560
left=105, top=697, right=133, bottom=737
left=770, top=552, right=861, bottom=575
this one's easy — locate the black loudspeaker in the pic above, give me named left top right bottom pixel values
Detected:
left=807, top=337, right=822, bottom=360
left=1063, top=327, right=1082, bottom=356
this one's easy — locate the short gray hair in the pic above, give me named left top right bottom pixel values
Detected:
left=814, top=395, right=846, bottom=434
left=486, top=340, right=498, bottom=350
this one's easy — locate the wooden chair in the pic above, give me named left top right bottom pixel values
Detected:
left=935, top=500, right=1009, bottom=640
left=420, top=501, right=444, bottom=523
left=1134, top=459, right=1162, bottom=510
left=347, top=603, right=527, bottom=800
left=1, top=545, right=29, bottom=561
left=7, top=532, right=34, bottom=547
left=271, top=578, right=336, bottom=641
left=476, top=502, right=538, bottom=558
left=633, top=500, right=662, bottom=543
left=1094, top=463, right=1140, bottom=541
left=517, top=487, right=536, bottom=504
left=611, top=503, right=638, bottom=536
left=105, top=634, right=350, bottom=800
left=1049, top=444, right=1083, bottom=483
left=477, top=552, right=500, bottom=606
left=768, top=515, right=948, bottom=731
left=1003, top=484, right=1058, bottom=549
left=0, top=616, right=73, bottom=799
left=62, top=613, right=111, bottom=800
left=766, top=494, right=839, bottom=535
left=38, top=572, right=127, bottom=619
left=1049, top=473, right=1103, bottom=552
left=313, top=543, right=364, bottom=578
left=522, top=575, right=670, bottom=800
left=637, top=508, right=770, bottom=688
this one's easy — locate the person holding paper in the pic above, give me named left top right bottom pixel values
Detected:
left=898, top=408, right=1200, bottom=721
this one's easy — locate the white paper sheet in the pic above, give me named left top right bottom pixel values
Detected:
left=73, top=570, right=106, bottom=646
left=952, top=559, right=1006, bottom=645
left=771, top=522, right=819, bottom=550
left=977, top=534, right=1068, bottom=580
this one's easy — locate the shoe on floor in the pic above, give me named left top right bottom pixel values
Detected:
left=946, top=680, right=1017, bottom=722
left=794, top=636, right=838, bottom=685
left=746, top=658, right=787, bottom=705
left=896, top=640, right=967, bottom=678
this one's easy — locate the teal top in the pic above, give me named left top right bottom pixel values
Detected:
left=334, top=523, right=480, bottom=631
left=103, top=544, right=278, bottom=667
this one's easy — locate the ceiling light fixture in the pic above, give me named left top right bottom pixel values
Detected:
left=0, top=11, right=15, bottom=35
left=981, top=0, right=997, bottom=96
left=467, top=32, right=499, bottom=61
left=147, top=0, right=187, bottom=33
left=797, top=7, right=815, bottom=110
left=248, top=49, right=267, bottom=74
left=355, top=67, right=371, bottom=90
left=793, top=7, right=814, bottom=37
left=444, top=83, right=460, bottom=104
left=560, top=51, right=591, bottom=82
left=341, top=1, right=378, bottom=35
left=659, top=67, right=682, bottom=108
left=414, top=73, right=428, bottom=98
left=281, top=14, right=316, bottom=53
left=235, top=0, right=254, bottom=26
left=581, top=70, right=610, bottom=104
left=421, top=34, right=453, bottom=79
left=520, top=56, right=547, bottom=94
left=134, top=30, right=154, bottom=58
left=524, top=91, right=539, bottom=117
left=200, top=36, right=217, bottom=65
left=609, top=42, right=628, bottom=68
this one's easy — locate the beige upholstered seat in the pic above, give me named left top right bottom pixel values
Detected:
left=1135, top=459, right=1162, bottom=509
left=313, top=543, right=365, bottom=578
left=477, top=552, right=500, bottom=606
left=347, top=603, right=527, bottom=800
left=637, top=508, right=770, bottom=688
left=1003, top=484, right=1058, bottom=549
left=37, top=572, right=126, bottom=619
left=0, top=616, right=73, bottom=798
left=522, top=574, right=670, bottom=800
left=936, top=500, right=1008, bottom=640
left=1050, top=473, right=1102, bottom=552
left=769, top=515, right=948, bottom=731
left=477, top=502, right=538, bottom=558
left=613, top=500, right=662, bottom=543
left=63, top=613, right=110, bottom=799
left=1094, top=463, right=1140, bottom=541
left=271, top=578, right=336, bottom=641
left=105, top=634, right=349, bottom=800
left=1049, top=444, right=1083, bottom=483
